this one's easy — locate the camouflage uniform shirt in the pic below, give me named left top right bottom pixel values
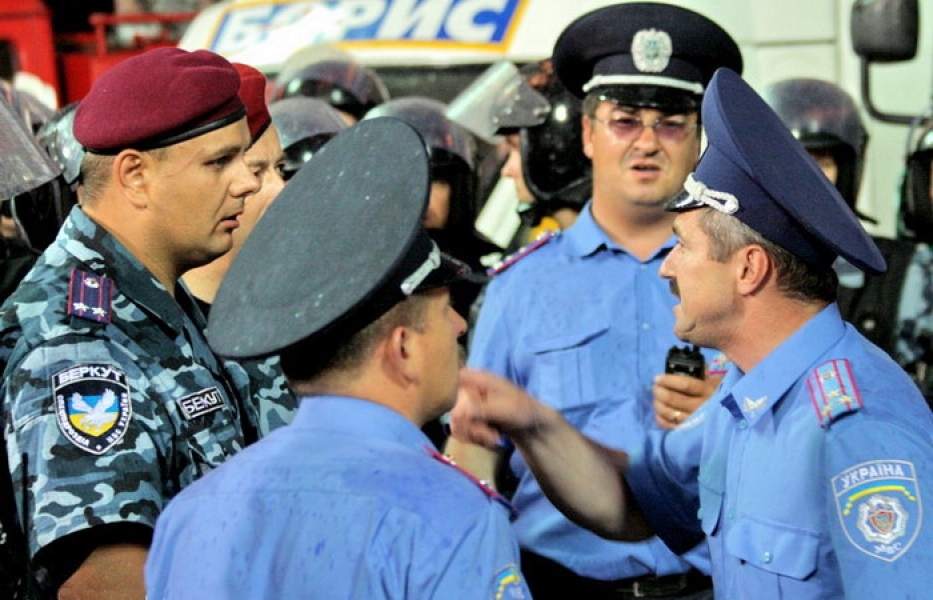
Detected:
left=0, top=206, right=297, bottom=574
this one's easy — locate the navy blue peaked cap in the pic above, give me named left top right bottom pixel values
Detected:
left=553, top=2, right=742, bottom=109
left=667, top=68, right=886, bottom=275
left=207, top=117, right=478, bottom=359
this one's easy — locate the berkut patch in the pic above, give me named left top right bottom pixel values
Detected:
left=833, top=459, right=921, bottom=561
left=176, top=387, right=226, bottom=420
left=54, top=363, right=132, bottom=455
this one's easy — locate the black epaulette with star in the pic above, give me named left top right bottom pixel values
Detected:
left=67, top=269, right=113, bottom=324
left=487, top=230, right=558, bottom=276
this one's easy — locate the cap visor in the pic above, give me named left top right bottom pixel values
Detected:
left=414, top=253, right=487, bottom=292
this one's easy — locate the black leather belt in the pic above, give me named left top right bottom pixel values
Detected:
left=612, top=570, right=712, bottom=598
left=520, top=549, right=712, bottom=599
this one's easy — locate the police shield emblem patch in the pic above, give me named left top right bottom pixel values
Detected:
left=53, top=363, right=132, bottom=455
left=832, top=459, right=921, bottom=561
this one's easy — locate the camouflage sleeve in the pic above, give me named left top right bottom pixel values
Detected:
left=4, top=335, right=244, bottom=558
left=896, top=245, right=933, bottom=366
left=235, top=355, right=299, bottom=436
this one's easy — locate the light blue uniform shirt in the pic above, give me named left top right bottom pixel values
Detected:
left=469, top=203, right=715, bottom=579
left=145, top=395, right=528, bottom=600
left=627, top=305, right=933, bottom=599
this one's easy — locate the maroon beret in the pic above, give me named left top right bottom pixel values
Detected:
left=234, top=63, right=272, bottom=143
left=74, top=47, right=246, bottom=153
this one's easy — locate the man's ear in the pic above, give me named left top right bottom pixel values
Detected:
left=113, top=150, right=148, bottom=208
left=735, top=244, right=773, bottom=296
left=384, top=326, right=419, bottom=385
left=581, top=115, right=594, bottom=159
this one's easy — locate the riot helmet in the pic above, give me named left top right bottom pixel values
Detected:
left=518, top=59, right=591, bottom=213
left=271, top=58, right=390, bottom=123
left=0, top=78, right=53, bottom=134
left=12, top=102, right=80, bottom=252
left=761, top=78, right=870, bottom=220
left=269, top=96, right=348, bottom=180
left=364, top=96, right=478, bottom=235
left=901, top=120, right=933, bottom=243
left=36, top=102, right=83, bottom=185
left=0, top=89, right=60, bottom=280
left=446, top=59, right=591, bottom=224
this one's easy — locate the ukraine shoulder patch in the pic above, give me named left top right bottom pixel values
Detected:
left=807, top=358, right=864, bottom=428
left=832, top=459, right=921, bottom=561
left=53, top=363, right=132, bottom=455
left=487, top=230, right=557, bottom=276
left=493, top=564, right=527, bottom=600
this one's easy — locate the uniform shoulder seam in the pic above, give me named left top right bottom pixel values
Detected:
left=487, top=230, right=558, bottom=276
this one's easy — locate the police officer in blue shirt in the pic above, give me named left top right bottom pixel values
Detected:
left=446, top=4, right=739, bottom=597
left=449, top=67, right=933, bottom=599
left=145, top=118, right=529, bottom=600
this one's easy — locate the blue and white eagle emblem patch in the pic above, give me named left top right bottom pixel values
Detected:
left=832, top=459, right=921, bottom=561
left=53, top=363, right=132, bottom=455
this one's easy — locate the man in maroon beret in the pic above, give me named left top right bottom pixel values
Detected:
left=0, top=47, right=298, bottom=599
left=183, top=62, right=285, bottom=314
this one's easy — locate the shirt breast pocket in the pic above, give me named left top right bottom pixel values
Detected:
left=726, top=517, right=820, bottom=584
left=526, top=319, right=608, bottom=415
left=698, top=476, right=724, bottom=537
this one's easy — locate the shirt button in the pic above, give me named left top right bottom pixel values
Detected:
left=727, top=510, right=736, bottom=520
left=762, top=552, right=773, bottom=564
left=641, top=323, right=651, bottom=330
left=738, top=420, right=748, bottom=429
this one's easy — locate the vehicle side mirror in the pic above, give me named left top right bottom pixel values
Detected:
left=851, top=0, right=919, bottom=62
left=851, top=0, right=920, bottom=124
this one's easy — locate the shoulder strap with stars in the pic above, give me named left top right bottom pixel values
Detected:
left=486, top=230, right=557, bottom=276
left=807, top=358, right=864, bottom=428
left=425, top=447, right=517, bottom=519
left=67, top=269, right=113, bottom=324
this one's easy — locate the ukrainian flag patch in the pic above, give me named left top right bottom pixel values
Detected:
left=494, top=564, right=526, bottom=599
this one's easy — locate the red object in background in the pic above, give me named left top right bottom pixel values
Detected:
left=0, top=1, right=196, bottom=106
left=0, top=0, right=58, bottom=100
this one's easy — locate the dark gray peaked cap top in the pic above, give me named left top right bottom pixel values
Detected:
left=552, top=2, right=743, bottom=100
left=207, top=117, right=473, bottom=359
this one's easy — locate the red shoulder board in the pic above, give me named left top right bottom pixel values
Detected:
left=67, top=269, right=113, bottom=324
left=806, top=359, right=864, bottom=428
left=425, top=446, right=517, bottom=519
left=486, top=230, right=557, bottom=276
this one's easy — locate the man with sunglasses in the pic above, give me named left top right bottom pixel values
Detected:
left=446, top=3, right=741, bottom=598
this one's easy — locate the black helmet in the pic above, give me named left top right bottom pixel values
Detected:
left=900, top=120, right=933, bottom=243
left=271, top=59, right=390, bottom=122
left=518, top=59, right=591, bottom=214
left=269, top=96, right=348, bottom=180
left=364, top=96, right=479, bottom=233
left=445, top=59, right=591, bottom=223
left=761, top=78, right=869, bottom=218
